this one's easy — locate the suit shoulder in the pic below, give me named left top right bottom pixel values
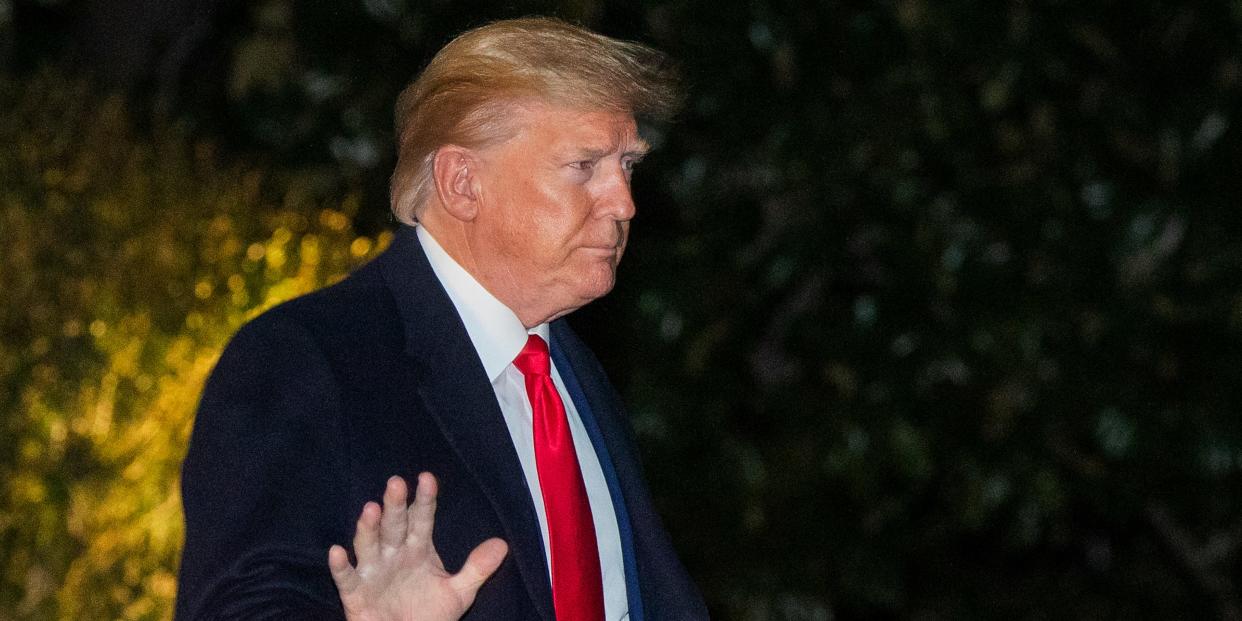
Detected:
left=197, top=263, right=398, bottom=428
left=231, top=263, right=400, bottom=356
left=251, top=261, right=388, bottom=325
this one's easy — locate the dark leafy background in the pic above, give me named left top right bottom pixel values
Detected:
left=3, top=0, right=1241, bottom=618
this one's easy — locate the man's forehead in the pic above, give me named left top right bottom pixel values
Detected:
left=510, top=100, right=644, bottom=151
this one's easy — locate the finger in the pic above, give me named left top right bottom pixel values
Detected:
left=406, top=472, right=438, bottom=547
left=379, top=476, right=409, bottom=553
left=448, top=537, right=509, bottom=598
left=327, top=544, right=361, bottom=595
left=352, top=501, right=382, bottom=564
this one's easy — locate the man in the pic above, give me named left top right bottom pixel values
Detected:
left=176, top=17, right=708, bottom=620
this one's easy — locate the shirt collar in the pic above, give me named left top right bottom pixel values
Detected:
left=416, top=225, right=549, bottom=381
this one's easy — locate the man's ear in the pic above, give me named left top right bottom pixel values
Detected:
left=431, top=145, right=480, bottom=222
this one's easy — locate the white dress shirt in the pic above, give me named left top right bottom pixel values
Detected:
left=416, top=226, right=629, bottom=620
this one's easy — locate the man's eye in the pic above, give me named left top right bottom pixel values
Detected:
left=571, top=160, right=595, bottom=170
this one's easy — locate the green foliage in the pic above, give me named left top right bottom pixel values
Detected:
left=0, top=71, right=382, bottom=619
left=619, top=1, right=1242, bottom=617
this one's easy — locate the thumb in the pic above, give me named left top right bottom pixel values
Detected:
left=448, top=537, right=509, bottom=600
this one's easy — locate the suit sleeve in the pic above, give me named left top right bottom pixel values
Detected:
left=176, top=313, right=351, bottom=620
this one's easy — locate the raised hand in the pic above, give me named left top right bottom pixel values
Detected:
left=328, top=473, right=509, bottom=621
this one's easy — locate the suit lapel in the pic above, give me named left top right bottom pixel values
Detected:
left=378, top=226, right=554, bottom=620
left=549, top=324, right=647, bottom=621
left=550, top=322, right=710, bottom=620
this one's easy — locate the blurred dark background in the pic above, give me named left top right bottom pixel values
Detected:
left=3, top=0, right=1242, bottom=618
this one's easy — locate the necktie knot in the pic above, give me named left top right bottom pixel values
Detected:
left=513, top=334, right=551, bottom=377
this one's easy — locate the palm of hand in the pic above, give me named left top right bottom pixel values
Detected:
left=329, top=474, right=509, bottom=621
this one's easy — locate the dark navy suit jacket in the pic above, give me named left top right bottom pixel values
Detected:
left=175, top=225, right=707, bottom=620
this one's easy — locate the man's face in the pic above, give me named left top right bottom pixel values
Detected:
left=471, top=102, right=648, bottom=322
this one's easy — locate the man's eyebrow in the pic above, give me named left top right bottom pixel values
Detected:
left=624, top=139, right=652, bottom=158
left=568, top=137, right=650, bottom=160
left=568, top=140, right=651, bottom=160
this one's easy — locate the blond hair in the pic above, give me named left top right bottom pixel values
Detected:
left=389, top=17, right=682, bottom=223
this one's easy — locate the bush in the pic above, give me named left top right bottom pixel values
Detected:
left=0, top=71, right=382, bottom=620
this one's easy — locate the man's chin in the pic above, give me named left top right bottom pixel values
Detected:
left=582, top=279, right=616, bottom=303
left=575, top=269, right=618, bottom=304
left=544, top=275, right=615, bottom=323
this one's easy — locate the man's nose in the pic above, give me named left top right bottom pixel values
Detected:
left=596, top=166, right=637, bottom=220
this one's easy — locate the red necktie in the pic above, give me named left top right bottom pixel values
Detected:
left=513, top=334, right=605, bottom=620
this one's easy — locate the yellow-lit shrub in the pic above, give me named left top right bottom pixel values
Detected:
left=0, top=71, right=385, bottom=620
